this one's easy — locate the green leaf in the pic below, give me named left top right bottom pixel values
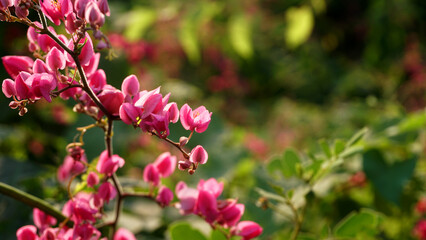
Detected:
left=333, top=139, right=345, bottom=156
left=362, top=149, right=417, bottom=204
left=346, top=127, right=368, bottom=147
left=281, top=149, right=301, bottom=178
left=228, top=13, right=253, bottom=59
left=284, top=5, right=314, bottom=49
left=169, top=222, right=207, bottom=240
left=211, top=230, right=227, bottom=240
left=319, top=139, right=331, bottom=158
left=334, top=209, right=382, bottom=238
left=124, top=8, right=156, bottom=41
left=267, top=157, right=283, bottom=177
left=179, top=18, right=200, bottom=64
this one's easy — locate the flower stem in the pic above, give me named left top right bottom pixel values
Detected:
left=0, top=182, right=73, bottom=227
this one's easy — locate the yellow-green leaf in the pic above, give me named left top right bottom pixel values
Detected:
left=284, top=6, right=314, bottom=49
left=228, top=14, right=253, bottom=59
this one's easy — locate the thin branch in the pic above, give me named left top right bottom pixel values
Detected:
left=150, top=131, right=190, bottom=159
left=0, top=182, right=73, bottom=227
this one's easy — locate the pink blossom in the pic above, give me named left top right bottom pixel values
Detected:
left=164, top=102, right=179, bottom=123
left=414, top=220, right=426, bottom=240
left=2, top=78, right=16, bottom=98
left=15, top=71, right=33, bottom=100
left=143, top=163, right=160, bottom=186
left=40, top=228, right=56, bottom=240
left=189, top=145, right=208, bottom=165
left=33, top=208, right=57, bottom=232
left=114, top=228, right=136, bottom=240
left=29, top=73, right=57, bottom=102
left=33, top=59, right=51, bottom=74
left=97, top=0, right=110, bottom=17
left=73, top=223, right=101, bottom=240
left=417, top=198, right=426, bottom=215
left=97, top=85, right=124, bottom=116
left=13, top=0, right=29, bottom=19
left=46, top=47, right=66, bottom=71
left=16, top=225, right=38, bottom=240
left=63, top=193, right=98, bottom=224
left=119, top=103, right=141, bottom=125
left=180, top=104, right=212, bottom=133
left=232, top=221, right=263, bottom=240
left=66, top=33, right=94, bottom=66
left=97, top=182, right=117, bottom=203
left=121, top=74, right=140, bottom=97
left=88, top=69, right=107, bottom=92
left=197, top=178, right=223, bottom=198
left=218, top=201, right=244, bottom=227
left=41, top=0, right=72, bottom=25
left=83, top=53, right=101, bottom=77
left=57, top=155, right=87, bottom=182
left=156, top=186, right=173, bottom=207
left=153, top=152, right=176, bottom=178
left=87, top=171, right=99, bottom=187
left=2, top=56, right=33, bottom=79
left=197, top=190, right=219, bottom=223
left=96, top=150, right=125, bottom=176
left=85, top=1, right=105, bottom=28
left=0, top=0, right=12, bottom=10
left=175, top=181, right=199, bottom=214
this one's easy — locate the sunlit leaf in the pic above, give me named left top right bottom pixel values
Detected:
left=346, top=127, right=368, bottom=147
left=229, top=14, right=253, bottom=59
left=169, top=222, right=207, bottom=240
left=334, top=209, right=383, bottom=238
left=284, top=6, right=314, bottom=49
left=179, top=18, right=200, bottom=64
left=124, top=8, right=156, bottom=41
left=319, top=139, right=331, bottom=158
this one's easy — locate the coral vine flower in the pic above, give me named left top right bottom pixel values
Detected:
left=16, top=225, right=38, bottom=240
left=189, top=145, right=208, bottom=165
left=143, top=163, right=160, bottom=186
left=156, top=186, right=174, bottom=207
left=114, top=228, right=137, bottom=240
left=2, top=56, right=34, bottom=79
left=97, top=182, right=117, bottom=203
left=41, top=0, right=73, bottom=25
left=180, top=104, right=212, bottom=133
left=232, top=221, right=263, bottom=240
left=153, top=152, right=177, bottom=178
left=96, top=150, right=125, bottom=176
left=33, top=208, right=57, bottom=232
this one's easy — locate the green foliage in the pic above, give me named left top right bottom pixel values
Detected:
left=334, top=209, right=383, bottom=239
left=169, top=222, right=207, bottom=240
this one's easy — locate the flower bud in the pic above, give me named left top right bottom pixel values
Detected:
left=46, top=47, right=66, bottom=71
left=189, top=145, right=208, bottom=165
left=153, top=152, right=176, bottom=178
left=121, top=75, right=140, bottom=97
left=16, top=225, right=38, bottom=240
left=97, top=182, right=117, bottom=203
left=113, top=228, right=136, bottom=240
left=156, top=186, right=173, bottom=207
left=2, top=78, right=16, bottom=98
left=87, top=171, right=99, bottom=187
left=143, top=163, right=160, bottom=186
left=232, top=221, right=263, bottom=240
left=179, top=137, right=188, bottom=147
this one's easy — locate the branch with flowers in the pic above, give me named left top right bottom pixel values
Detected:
left=0, top=0, right=262, bottom=239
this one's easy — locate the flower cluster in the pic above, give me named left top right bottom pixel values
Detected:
left=174, top=178, right=263, bottom=239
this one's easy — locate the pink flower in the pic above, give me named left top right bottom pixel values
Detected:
left=29, top=73, right=57, bottom=102
left=416, top=198, right=426, bottom=215
left=33, top=208, right=57, bottom=232
left=180, top=104, right=212, bottom=133
left=16, top=225, right=38, bottom=240
left=0, top=0, right=12, bottom=10
left=83, top=53, right=101, bottom=77
left=97, top=0, right=110, bottom=17
left=197, top=190, right=219, bottom=223
left=88, top=69, right=107, bottom=92
left=414, top=220, right=426, bottom=240
left=40, top=228, right=56, bottom=240
left=153, top=152, right=177, bottom=178
left=114, top=228, right=136, bottom=240
left=97, top=182, right=117, bottom=203
left=121, top=74, right=140, bottom=97
left=65, top=33, right=94, bottom=66
left=189, top=145, right=208, bottom=165
left=46, top=47, right=66, bottom=71
left=33, top=59, right=51, bottom=74
left=97, top=85, right=124, bottom=116
left=63, top=193, right=98, bottom=224
left=73, top=223, right=101, bottom=240
left=87, top=171, right=99, bottom=187
left=57, top=155, right=87, bottom=182
left=143, top=163, right=160, bottom=186
left=2, top=79, right=16, bottom=98
left=156, top=186, right=173, bottom=207
left=41, top=0, right=72, bottom=25
left=218, top=201, right=244, bottom=227
left=119, top=102, right=142, bottom=125
left=164, top=102, right=179, bottom=123
left=96, top=150, right=125, bottom=176
left=175, top=181, right=199, bottom=214
left=85, top=1, right=105, bottom=28
left=197, top=178, right=223, bottom=198
left=15, top=71, right=33, bottom=100
left=2, top=56, right=33, bottom=79
left=232, top=221, right=263, bottom=240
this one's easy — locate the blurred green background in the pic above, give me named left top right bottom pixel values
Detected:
left=0, top=0, right=426, bottom=239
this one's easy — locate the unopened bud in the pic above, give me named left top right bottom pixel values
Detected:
left=96, top=41, right=107, bottom=50
left=73, top=103, right=84, bottom=113
left=179, top=137, right=188, bottom=148
left=93, top=30, right=102, bottom=39
left=188, top=169, right=195, bottom=175
left=86, top=106, right=98, bottom=115
left=19, top=107, right=28, bottom=116
left=9, top=101, right=19, bottom=109
left=178, top=160, right=191, bottom=171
